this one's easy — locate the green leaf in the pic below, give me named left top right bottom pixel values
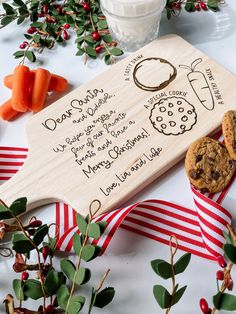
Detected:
left=13, top=279, right=25, bottom=301
left=207, top=0, right=219, bottom=11
left=23, top=279, right=43, bottom=300
left=61, top=259, right=76, bottom=281
left=104, top=55, right=111, bottom=65
left=13, top=51, right=25, bottom=59
left=0, top=202, right=12, bottom=219
left=25, top=51, right=36, bottom=62
left=24, top=34, right=32, bottom=40
left=3, top=3, right=16, bottom=15
left=76, top=49, right=85, bottom=56
left=151, top=259, right=172, bottom=279
left=30, top=21, right=42, bottom=28
left=213, top=292, right=236, bottom=310
left=224, top=244, right=236, bottom=264
left=76, top=213, right=88, bottom=235
left=49, top=236, right=58, bottom=254
left=81, top=244, right=101, bottom=262
left=57, top=284, right=70, bottom=311
left=68, top=296, right=85, bottom=314
left=33, top=224, right=49, bottom=246
left=17, top=16, right=25, bottom=25
left=94, top=287, right=115, bottom=308
left=173, top=286, right=187, bottom=305
left=97, top=221, right=107, bottom=234
left=85, top=46, right=97, bottom=58
left=174, top=253, right=191, bottom=275
left=98, top=20, right=108, bottom=29
left=184, top=0, right=195, bottom=12
left=102, top=34, right=112, bottom=43
left=110, top=48, right=123, bottom=56
left=88, top=223, right=101, bottom=239
left=44, top=269, right=65, bottom=296
left=153, top=285, right=172, bottom=309
left=75, top=267, right=91, bottom=285
left=1, top=16, right=15, bottom=27
left=85, top=35, right=94, bottom=44
left=9, top=197, right=27, bottom=216
left=33, top=33, right=40, bottom=43
left=13, top=0, right=24, bottom=6
left=12, top=233, right=35, bottom=253
left=73, top=232, right=82, bottom=256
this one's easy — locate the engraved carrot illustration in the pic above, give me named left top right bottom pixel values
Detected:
left=179, top=58, right=215, bottom=111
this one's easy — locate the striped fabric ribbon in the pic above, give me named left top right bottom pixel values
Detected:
left=0, top=132, right=234, bottom=261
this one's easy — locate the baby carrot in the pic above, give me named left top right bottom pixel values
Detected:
left=0, top=99, right=20, bottom=121
left=30, top=68, right=51, bottom=113
left=4, top=72, right=68, bottom=92
left=12, top=65, right=31, bottom=112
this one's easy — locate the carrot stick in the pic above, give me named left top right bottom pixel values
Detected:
left=12, top=65, right=31, bottom=112
left=30, top=68, right=51, bottom=113
left=4, top=72, right=68, bottom=92
left=0, top=99, right=20, bottom=121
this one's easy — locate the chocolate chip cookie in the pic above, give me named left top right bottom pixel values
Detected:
left=222, top=110, right=236, bottom=160
left=185, top=137, right=235, bottom=193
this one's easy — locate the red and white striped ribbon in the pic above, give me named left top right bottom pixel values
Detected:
left=0, top=132, right=234, bottom=261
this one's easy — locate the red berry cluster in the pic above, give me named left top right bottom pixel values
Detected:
left=19, top=41, right=29, bottom=49
left=195, top=1, right=208, bottom=11
left=200, top=256, right=232, bottom=314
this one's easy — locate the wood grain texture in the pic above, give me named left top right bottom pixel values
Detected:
left=1, top=34, right=236, bottom=216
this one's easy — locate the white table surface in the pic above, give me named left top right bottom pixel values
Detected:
left=0, top=2, right=236, bottom=313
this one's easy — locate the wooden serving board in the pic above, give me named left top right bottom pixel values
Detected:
left=1, top=34, right=236, bottom=216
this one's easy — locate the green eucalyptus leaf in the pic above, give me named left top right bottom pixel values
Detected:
left=213, top=292, right=236, bottom=310
left=0, top=202, right=12, bottom=219
left=97, top=221, right=107, bottom=234
left=76, top=49, right=85, bottom=56
left=81, top=244, right=101, bottom=262
left=151, top=259, right=172, bottom=279
left=9, top=197, right=27, bottom=216
left=174, top=253, right=191, bottom=275
left=25, top=51, right=36, bottom=62
left=12, top=233, right=35, bottom=253
left=102, top=34, right=112, bottom=43
left=57, top=284, right=70, bottom=311
left=172, top=286, right=187, bottom=306
left=33, top=224, right=49, bottom=246
left=224, top=244, right=236, bottom=264
left=76, top=213, right=88, bottom=235
left=75, top=267, right=91, bottom=285
left=98, top=20, right=108, bottom=29
left=23, top=279, right=43, bottom=300
left=94, top=287, right=115, bottom=308
left=85, top=35, right=94, bottom=44
left=73, top=232, right=82, bottom=256
left=68, top=296, right=85, bottom=314
left=61, top=259, right=76, bottom=281
left=49, top=236, right=58, bottom=254
left=110, top=48, right=123, bottom=56
left=88, top=223, right=101, bottom=239
left=13, top=279, right=25, bottom=301
left=44, top=269, right=65, bottom=296
left=153, top=285, right=172, bottom=309
left=85, top=46, right=97, bottom=58
left=3, top=3, right=16, bottom=15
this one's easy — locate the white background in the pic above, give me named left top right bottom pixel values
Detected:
left=0, top=1, right=236, bottom=313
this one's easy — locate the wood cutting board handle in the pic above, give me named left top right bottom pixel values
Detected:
left=0, top=157, right=51, bottom=211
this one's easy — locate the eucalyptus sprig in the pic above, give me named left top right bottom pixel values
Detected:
left=151, top=236, right=191, bottom=313
left=0, top=198, right=115, bottom=314
left=0, top=0, right=123, bottom=65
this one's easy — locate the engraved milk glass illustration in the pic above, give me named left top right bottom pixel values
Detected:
left=100, top=0, right=166, bottom=51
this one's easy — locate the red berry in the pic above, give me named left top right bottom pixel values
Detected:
left=21, top=271, right=29, bottom=281
left=28, top=229, right=36, bottom=236
left=63, top=30, right=69, bottom=40
left=43, top=4, right=48, bottom=14
left=217, top=255, right=227, bottom=268
left=45, top=305, right=55, bottom=313
left=195, top=3, right=201, bottom=11
left=38, top=12, right=44, bottom=17
left=216, top=270, right=224, bottom=280
left=200, top=298, right=209, bottom=314
left=175, top=2, right=181, bottom=10
left=42, top=246, right=50, bottom=261
left=29, top=219, right=42, bottom=228
left=83, top=2, right=91, bottom=12
left=64, top=23, right=70, bottom=29
left=92, top=31, right=101, bottom=41
left=23, top=41, right=28, bottom=45
left=19, top=44, right=25, bottom=49
left=200, top=1, right=207, bottom=10
left=95, top=45, right=103, bottom=54
left=57, top=6, right=64, bottom=14
left=27, top=27, right=37, bottom=34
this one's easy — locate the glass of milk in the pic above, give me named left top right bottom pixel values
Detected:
left=100, top=0, right=166, bottom=52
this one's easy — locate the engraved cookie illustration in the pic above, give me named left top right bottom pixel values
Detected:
left=179, top=58, right=215, bottom=111
left=149, top=96, right=197, bottom=136
left=133, top=57, right=177, bottom=92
